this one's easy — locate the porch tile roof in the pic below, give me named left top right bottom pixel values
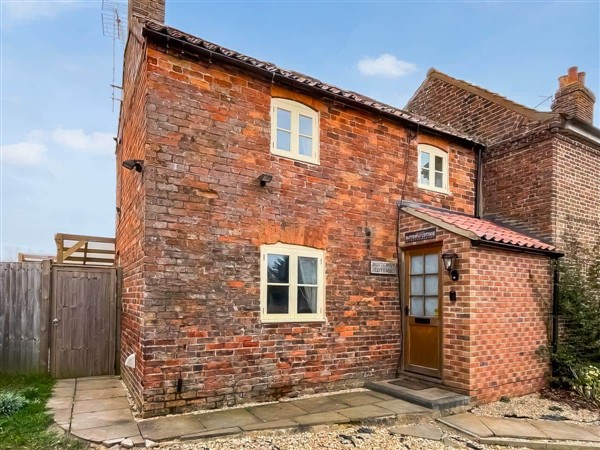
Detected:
left=402, top=204, right=558, bottom=253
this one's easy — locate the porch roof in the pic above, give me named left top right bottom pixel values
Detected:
left=400, top=203, right=560, bottom=255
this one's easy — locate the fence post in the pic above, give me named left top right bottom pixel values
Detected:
left=39, top=260, right=51, bottom=374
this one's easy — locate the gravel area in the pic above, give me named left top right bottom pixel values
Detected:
left=155, top=422, right=529, bottom=450
left=471, top=393, right=600, bottom=425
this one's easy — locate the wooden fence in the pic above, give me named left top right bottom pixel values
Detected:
left=0, top=261, right=118, bottom=377
left=0, top=261, right=50, bottom=374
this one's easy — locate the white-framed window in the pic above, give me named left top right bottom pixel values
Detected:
left=270, top=98, right=319, bottom=164
left=418, top=144, right=449, bottom=194
left=260, top=243, right=325, bottom=323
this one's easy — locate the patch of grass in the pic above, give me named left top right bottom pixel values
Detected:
left=0, top=373, right=84, bottom=450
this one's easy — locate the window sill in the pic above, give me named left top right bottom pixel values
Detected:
left=261, top=317, right=326, bottom=324
left=271, top=149, right=320, bottom=166
left=418, top=184, right=451, bottom=196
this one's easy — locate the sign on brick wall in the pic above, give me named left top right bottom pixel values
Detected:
left=370, top=261, right=397, bottom=275
left=405, top=228, right=436, bottom=243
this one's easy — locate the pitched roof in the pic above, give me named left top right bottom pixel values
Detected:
left=401, top=203, right=559, bottom=254
left=407, top=68, right=558, bottom=123
left=141, top=21, right=483, bottom=145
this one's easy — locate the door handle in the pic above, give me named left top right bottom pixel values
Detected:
left=404, top=306, right=409, bottom=316
left=52, top=318, right=59, bottom=326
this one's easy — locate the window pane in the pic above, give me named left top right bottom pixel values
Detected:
left=277, top=130, right=291, bottom=151
left=299, top=136, right=313, bottom=156
left=297, top=287, right=318, bottom=313
left=425, top=275, right=438, bottom=295
left=410, top=276, right=424, bottom=295
left=411, top=255, right=424, bottom=274
left=434, top=155, right=444, bottom=172
left=267, top=254, right=289, bottom=283
left=434, top=172, right=444, bottom=188
left=298, top=257, right=318, bottom=285
left=420, top=152, right=430, bottom=185
left=299, top=114, right=313, bottom=136
left=410, top=297, right=424, bottom=316
left=277, top=108, right=291, bottom=130
left=425, top=297, right=438, bottom=317
left=425, top=254, right=438, bottom=274
left=267, top=285, right=289, bottom=314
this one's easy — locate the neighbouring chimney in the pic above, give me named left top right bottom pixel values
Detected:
left=128, top=0, right=165, bottom=25
left=551, top=66, right=595, bottom=124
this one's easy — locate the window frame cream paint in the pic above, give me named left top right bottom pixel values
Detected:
left=270, top=98, right=320, bottom=165
left=417, top=144, right=450, bottom=194
left=260, top=243, right=325, bottom=323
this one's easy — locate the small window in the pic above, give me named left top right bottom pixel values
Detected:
left=271, top=98, right=319, bottom=164
left=260, top=243, right=325, bottom=322
left=418, top=144, right=449, bottom=194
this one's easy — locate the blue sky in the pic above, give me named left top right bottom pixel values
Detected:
left=1, top=0, right=599, bottom=259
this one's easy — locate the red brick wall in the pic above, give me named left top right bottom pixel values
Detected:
left=406, top=76, right=540, bottom=146
left=482, top=135, right=555, bottom=244
left=553, top=135, right=600, bottom=251
left=119, top=42, right=478, bottom=416
left=399, top=214, right=552, bottom=402
left=116, top=22, right=149, bottom=409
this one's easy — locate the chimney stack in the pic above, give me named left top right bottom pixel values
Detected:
left=551, top=66, right=595, bottom=124
left=128, top=0, right=165, bottom=26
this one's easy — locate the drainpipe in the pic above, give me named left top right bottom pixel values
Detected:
left=551, top=259, right=560, bottom=376
left=474, top=146, right=484, bottom=219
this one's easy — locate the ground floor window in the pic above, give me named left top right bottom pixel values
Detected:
left=260, top=243, right=325, bottom=322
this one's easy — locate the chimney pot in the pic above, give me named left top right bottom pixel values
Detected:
left=551, top=66, right=595, bottom=124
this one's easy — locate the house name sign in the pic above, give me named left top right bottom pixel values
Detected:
left=405, top=228, right=437, bottom=243
left=370, top=261, right=397, bottom=275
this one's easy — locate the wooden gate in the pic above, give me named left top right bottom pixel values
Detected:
left=50, top=265, right=117, bottom=378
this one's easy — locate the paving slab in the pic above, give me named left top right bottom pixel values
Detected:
left=366, top=391, right=399, bottom=401
left=197, top=408, right=261, bottom=430
left=76, top=378, right=123, bottom=391
left=479, top=416, right=549, bottom=439
left=71, top=408, right=135, bottom=431
left=75, top=387, right=127, bottom=401
left=291, top=396, right=350, bottom=414
left=52, top=386, right=75, bottom=398
left=181, top=427, right=242, bottom=440
left=479, top=437, right=548, bottom=449
left=73, top=396, right=130, bottom=414
left=438, top=413, right=494, bottom=438
left=416, top=388, right=463, bottom=401
left=530, top=420, right=600, bottom=442
left=328, top=392, right=389, bottom=407
left=294, top=411, right=350, bottom=426
left=376, top=399, right=431, bottom=414
left=390, top=424, right=444, bottom=441
left=47, top=396, right=73, bottom=410
left=54, top=378, right=76, bottom=389
left=248, top=402, right=306, bottom=422
left=50, top=408, right=72, bottom=425
left=71, top=423, right=141, bottom=443
left=337, top=404, right=395, bottom=421
left=138, top=415, right=205, bottom=441
left=241, top=419, right=299, bottom=431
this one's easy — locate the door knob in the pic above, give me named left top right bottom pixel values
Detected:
left=52, top=318, right=59, bottom=325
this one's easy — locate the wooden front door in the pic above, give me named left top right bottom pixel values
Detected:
left=50, top=265, right=117, bottom=378
left=403, top=246, right=442, bottom=378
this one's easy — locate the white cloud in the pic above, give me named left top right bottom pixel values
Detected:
left=1, top=142, right=47, bottom=165
left=51, top=129, right=114, bottom=154
left=2, top=1, right=82, bottom=23
left=357, top=54, right=417, bottom=78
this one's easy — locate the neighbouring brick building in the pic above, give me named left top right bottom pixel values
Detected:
left=115, top=0, right=596, bottom=417
left=407, top=68, right=600, bottom=251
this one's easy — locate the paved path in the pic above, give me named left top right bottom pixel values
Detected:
left=439, top=412, right=600, bottom=449
left=50, top=376, right=600, bottom=449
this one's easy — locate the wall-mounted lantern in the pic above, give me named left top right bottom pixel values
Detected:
left=258, top=173, right=273, bottom=187
left=122, top=159, right=144, bottom=172
left=441, top=252, right=459, bottom=281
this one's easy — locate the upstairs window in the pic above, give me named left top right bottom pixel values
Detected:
left=270, top=98, right=319, bottom=164
left=260, top=243, right=325, bottom=323
left=418, top=144, right=449, bottom=194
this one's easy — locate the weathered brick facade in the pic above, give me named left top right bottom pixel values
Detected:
left=116, top=1, right=581, bottom=417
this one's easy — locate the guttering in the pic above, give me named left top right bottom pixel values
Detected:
left=551, top=263, right=560, bottom=375
left=142, top=26, right=482, bottom=148
left=562, top=121, right=600, bottom=146
left=470, top=239, right=564, bottom=258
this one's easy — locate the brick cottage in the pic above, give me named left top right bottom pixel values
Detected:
left=115, top=0, right=599, bottom=417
